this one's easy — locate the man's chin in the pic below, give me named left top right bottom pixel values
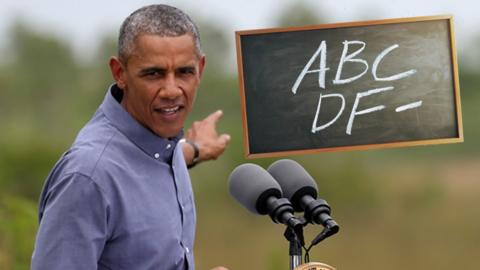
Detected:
left=150, top=113, right=186, bottom=138
left=152, top=125, right=183, bottom=139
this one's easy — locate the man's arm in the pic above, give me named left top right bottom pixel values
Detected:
left=32, top=173, right=108, bottom=270
left=182, top=110, right=231, bottom=168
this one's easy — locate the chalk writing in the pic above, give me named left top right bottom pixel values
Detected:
left=372, top=44, right=417, bottom=81
left=292, top=41, right=329, bottom=94
left=293, top=40, right=420, bottom=135
left=312, top=93, right=345, bottom=133
left=395, top=101, right=423, bottom=112
left=347, top=86, right=394, bottom=135
left=333, top=40, right=369, bottom=85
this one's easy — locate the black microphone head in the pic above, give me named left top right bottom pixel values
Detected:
left=229, top=163, right=282, bottom=215
left=267, top=159, right=318, bottom=212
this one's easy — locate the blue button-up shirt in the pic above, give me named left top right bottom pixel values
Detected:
left=32, top=85, right=196, bottom=270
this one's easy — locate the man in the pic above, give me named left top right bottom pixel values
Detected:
left=31, top=4, right=229, bottom=270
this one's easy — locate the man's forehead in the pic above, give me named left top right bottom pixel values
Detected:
left=124, top=33, right=201, bottom=62
left=139, top=33, right=192, bottom=47
left=121, top=35, right=196, bottom=65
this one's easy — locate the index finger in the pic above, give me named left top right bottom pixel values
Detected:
left=204, top=110, right=224, bottom=125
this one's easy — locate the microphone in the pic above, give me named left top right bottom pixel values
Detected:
left=228, top=163, right=302, bottom=229
left=267, top=159, right=339, bottom=234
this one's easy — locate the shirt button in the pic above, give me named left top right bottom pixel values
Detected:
left=154, top=153, right=160, bottom=159
left=185, top=247, right=190, bottom=253
left=166, top=143, right=172, bottom=149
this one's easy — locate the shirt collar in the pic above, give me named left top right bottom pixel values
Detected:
left=100, top=84, right=183, bottom=163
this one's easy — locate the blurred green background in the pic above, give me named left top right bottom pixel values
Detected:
left=1, top=1, right=479, bottom=269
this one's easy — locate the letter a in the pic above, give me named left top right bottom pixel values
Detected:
left=292, top=41, right=330, bottom=94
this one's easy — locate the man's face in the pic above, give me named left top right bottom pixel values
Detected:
left=111, top=34, right=205, bottom=138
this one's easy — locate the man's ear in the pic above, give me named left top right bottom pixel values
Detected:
left=198, top=55, right=206, bottom=78
left=109, top=56, right=127, bottom=89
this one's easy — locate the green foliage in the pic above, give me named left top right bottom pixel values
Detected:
left=0, top=140, right=60, bottom=201
left=0, top=194, right=37, bottom=270
left=196, top=20, right=231, bottom=74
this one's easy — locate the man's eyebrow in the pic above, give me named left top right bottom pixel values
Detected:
left=177, top=65, right=196, bottom=72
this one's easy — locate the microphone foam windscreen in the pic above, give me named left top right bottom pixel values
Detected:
left=228, top=163, right=282, bottom=215
left=267, top=159, right=318, bottom=211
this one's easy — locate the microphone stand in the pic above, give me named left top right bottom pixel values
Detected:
left=283, top=217, right=339, bottom=270
left=284, top=219, right=306, bottom=270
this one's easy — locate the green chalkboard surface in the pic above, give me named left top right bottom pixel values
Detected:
left=235, top=15, right=463, bottom=158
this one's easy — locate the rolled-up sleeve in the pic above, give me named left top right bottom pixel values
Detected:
left=31, top=173, right=109, bottom=270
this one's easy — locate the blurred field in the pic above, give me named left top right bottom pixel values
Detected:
left=1, top=3, right=480, bottom=270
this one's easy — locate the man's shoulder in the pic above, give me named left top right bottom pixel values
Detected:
left=60, top=114, right=127, bottom=179
left=63, top=126, right=116, bottom=176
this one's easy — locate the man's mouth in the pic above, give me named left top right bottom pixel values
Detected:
left=155, top=105, right=183, bottom=115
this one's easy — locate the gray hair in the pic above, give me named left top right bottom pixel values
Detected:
left=118, top=4, right=202, bottom=62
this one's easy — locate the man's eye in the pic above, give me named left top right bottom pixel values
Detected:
left=141, top=69, right=165, bottom=78
left=178, top=68, right=196, bottom=75
left=146, top=71, right=161, bottom=77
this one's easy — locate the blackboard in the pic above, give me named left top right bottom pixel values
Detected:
left=235, top=15, right=463, bottom=158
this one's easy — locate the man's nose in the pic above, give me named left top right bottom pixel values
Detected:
left=161, top=74, right=182, bottom=99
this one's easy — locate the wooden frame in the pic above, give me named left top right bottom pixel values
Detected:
left=235, top=15, right=463, bottom=159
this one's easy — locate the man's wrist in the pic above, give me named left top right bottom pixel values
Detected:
left=181, top=139, right=200, bottom=169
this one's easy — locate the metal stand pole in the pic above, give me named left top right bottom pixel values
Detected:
left=285, top=226, right=303, bottom=270
left=289, top=237, right=302, bottom=270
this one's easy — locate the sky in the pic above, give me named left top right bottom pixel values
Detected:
left=0, top=0, right=479, bottom=60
